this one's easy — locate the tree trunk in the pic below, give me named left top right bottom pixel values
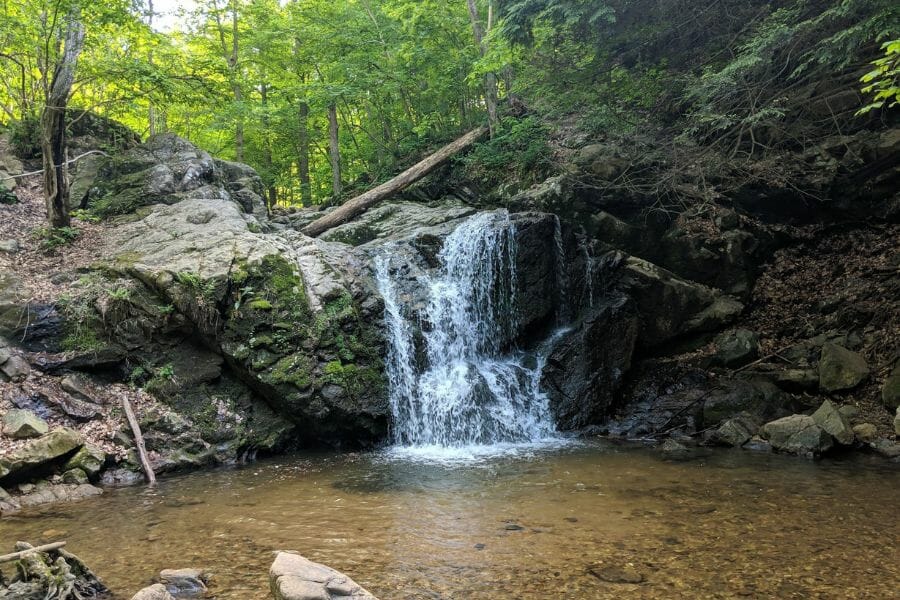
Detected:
left=298, top=101, right=311, bottom=205
left=466, top=0, right=500, bottom=137
left=41, top=8, right=85, bottom=229
left=328, top=103, right=342, bottom=197
left=302, top=125, right=488, bottom=237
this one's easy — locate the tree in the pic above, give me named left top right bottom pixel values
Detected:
left=41, top=4, right=86, bottom=228
left=466, top=0, right=500, bottom=136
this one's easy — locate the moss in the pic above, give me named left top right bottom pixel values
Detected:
left=267, top=353, right=313, bottom=389
left=248, top=298, right=273, bottom=310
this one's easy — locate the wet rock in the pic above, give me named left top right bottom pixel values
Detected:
left=1, top=409, right=49, bottom=439
left=811, top=400, right=854, bottom=445
left=852, top=423, right=877, bottom=444
left=132, top=584, right=175, bottom=600
left=100, top=467, right=144, bottom=487
left=883, top=364, right=900, bottom=410
left=818, top=343, right=869, bottom=393
left=16, top=483, right=103, bottom=508
left=0, top=355, right=30, bottom=381
left=589, top=563, right=645, bottom=584
left=775, top=368, right=819, bottom=392
left=871, top=438, right=900, bottom=459
left=270, top=551, right=378, bottom=600
left=159, top=568, right=208, bottom=596
left=0, top=486, right=20, bottom=514
left=0, top=428, right=83, bottom=481
left=761, top=415, right=833, bottom=456
left=742, top=435, right=772, bottom=452
left=709, top=413, right=760, bottom=447
left=699, top=379, right=781, bottom=429
left=713, top=329, right=759, bottom=367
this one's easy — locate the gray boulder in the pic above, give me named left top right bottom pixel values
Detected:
left=762, top=415, right=833, bottom=456
left=713, top=329, right=759, bottom=367
left=811, top=399, right=854, bottom=445
left=776, top=368, right=819, bottom=392
left=0, top=354, right=30, bottom=381
left=852, top=423, right=877, bottom=443
left=270, top=552, right=378, bottom=600
left=63, top=444, right=107, bottom=477
left=1, top=409, right=49, bottom=439
left=818, top=343, right=869, bottom=393
left=709, top=413, right=760, bottom=447
left=159, top=568, right=208, bottom=596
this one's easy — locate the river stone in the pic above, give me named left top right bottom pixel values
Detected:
left=713, top=329, right=759, bottom=367
left=709, top=413, right=760, bottom=447
left=131, top=584, right=175, bottom=600
left=0, top=354, right=30, bottom=381
left=761, top=415, right=833, bottom=456
left=63, top=444, right=107, bottom=477
left=1, top=409, right=49, bottom=439
left=0, top=428, right=83, bottom=481
left=852, top=423, right=878, bottom=443
left=818, top=343, right=869, bottom=393
left=589, top=563, right=645, bottom=584
left=270, top=552, right=378, bottom=600
left=883, top=364, right=900, bottom=410
left=872, top=438, right=900, bottom=459
left=811, top=400, right=854, bottom=445
left=159, top=568, right=207, bottom=595
left=15, top=482, right=103, bottom=508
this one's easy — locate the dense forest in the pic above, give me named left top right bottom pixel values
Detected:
left=1, top=0, right=897, bottom=214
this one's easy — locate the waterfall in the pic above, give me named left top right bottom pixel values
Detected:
left=375, top=210, right=560, bottom=449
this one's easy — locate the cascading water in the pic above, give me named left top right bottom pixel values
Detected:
left=376, top=210, right=561, bottom=451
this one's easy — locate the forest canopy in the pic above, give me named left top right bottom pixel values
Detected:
left=0, top=0, right=897, bottom=210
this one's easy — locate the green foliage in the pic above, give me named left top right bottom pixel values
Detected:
left=462, top=116, right=551, bottom=183
left=859, top=39, right=900, bottom=114
left=71, top=208, right=101, bottom=223
left=7, top=115, right=41, bottom=158
left=0, top=183, right=17, bottom=205
left=35, top=226, right=80, bottom=251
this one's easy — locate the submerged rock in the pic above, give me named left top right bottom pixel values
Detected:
left=588, top=563, right=645, bottom=584
left=159, top=568, right=208, bottom=596
left=269, top=552, right=378, bottom=600
left=761, top=415, right=833, bottom=456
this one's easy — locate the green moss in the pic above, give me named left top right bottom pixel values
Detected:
left=248, top=298, right=273, bottom=310
left=268, top=354, right=313, bottom=389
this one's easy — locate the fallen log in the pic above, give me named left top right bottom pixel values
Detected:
left=122, top=397, right=156, bottom=485
left=0, top=541, right=66, bottom=564
left=301, top=125, right=489, bottom=238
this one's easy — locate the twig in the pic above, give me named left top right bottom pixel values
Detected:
left=0, top=541, right=66, bottom=564
left=121, top=397, right=156, bottom=485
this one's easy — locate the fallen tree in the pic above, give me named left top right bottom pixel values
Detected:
left=301, top=125, right=488, bottom=238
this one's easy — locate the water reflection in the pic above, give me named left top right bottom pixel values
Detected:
left=0, top=443, right=898, bottom=599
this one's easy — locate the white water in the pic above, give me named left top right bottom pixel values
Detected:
left=376, top=210, right=564, bottom=456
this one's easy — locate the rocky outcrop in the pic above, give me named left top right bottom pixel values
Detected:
left=270, top=552, right=378, bottom=600
left=0, top=428, right=82, bottom=481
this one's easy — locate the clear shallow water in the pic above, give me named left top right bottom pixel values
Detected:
left=1, top=442, right=898, bottom=599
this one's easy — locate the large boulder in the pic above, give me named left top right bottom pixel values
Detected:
left=713, top=329, right=759, bottom=367
left=1, top=409, right=49, bottom=439
left=761, top=415, right=833, bottom=456
left=270, top=552, right=378, bottom=600
left=0, top=428, right=83, bottom=481
left=818, top=343, right=869, bottom=393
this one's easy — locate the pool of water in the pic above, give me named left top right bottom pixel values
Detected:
left=1, top=441, right=898, bottom=599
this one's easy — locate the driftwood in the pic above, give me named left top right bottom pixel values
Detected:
left=121, top=397, right=156, bottom=485
left=0, top=541, right=66, bottom=564
left=301, top=125, right=489, bottom=237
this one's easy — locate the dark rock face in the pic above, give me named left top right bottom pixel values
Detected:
left=543, top=295, right=638, bottom=430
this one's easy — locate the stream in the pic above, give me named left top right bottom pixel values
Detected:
left=1, top=442, right=898, bottom=599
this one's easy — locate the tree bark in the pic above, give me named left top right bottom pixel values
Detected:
left=328, top=102, right=342, bottom=197
left=466, top=0, right=500, bottom=137
left=298, top=100, right=311, bottom=205
left=302, top=125, right=488, bottom=237
left=41, top=7, right=85, bottom=229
